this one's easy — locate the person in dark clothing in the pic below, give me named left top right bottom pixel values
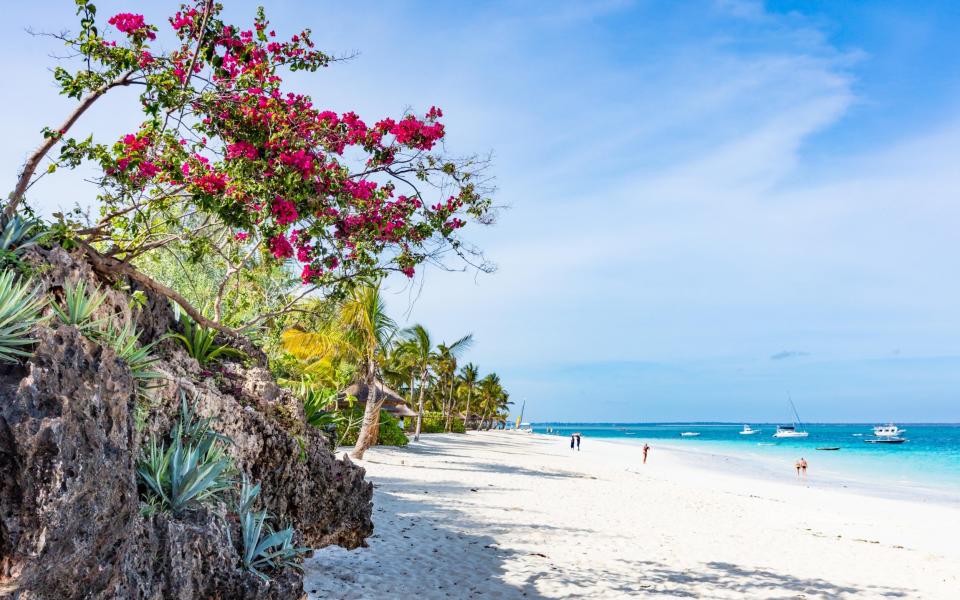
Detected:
left=570, top=434, right=575, bottom=450
left=643, top=443, right=650, bottom=464
left=575, top=433, right=581, bottom=451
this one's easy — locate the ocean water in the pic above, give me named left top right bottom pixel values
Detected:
left=532, top=423, right=960, bottom=497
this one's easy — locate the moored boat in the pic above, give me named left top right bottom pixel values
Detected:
left=773, top=396, right=809, bottom=438
left=864, top=423, right=907, bottom=444
left=739, top=424, right=760, bottom=435
left=680, top=431, right=700, bottom=437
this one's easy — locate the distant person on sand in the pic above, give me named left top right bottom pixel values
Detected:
left=643, top=443, right=650, bottom=464
left=576, top=433, right=581, bottom=451
left=800, top=458, right=808, bottom=478
left=795, top=459, right=802, bottom=477
left=570, top=434, right=576, bottom=450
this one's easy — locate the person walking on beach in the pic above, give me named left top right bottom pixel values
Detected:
left=642, top=443, right=650, bottom=464
left=795, top=459, right=802, bottom=477
left=800, top=458, right=808, bottom=478
left=570, top=434, right=576, bottom=450
left=575, top=433, right=581, bottom=451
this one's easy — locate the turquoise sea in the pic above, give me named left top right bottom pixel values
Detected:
left=532, top=423, right=960, bottom=499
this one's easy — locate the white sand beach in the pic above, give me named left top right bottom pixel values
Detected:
left=303, top=432, right=960, bottom=599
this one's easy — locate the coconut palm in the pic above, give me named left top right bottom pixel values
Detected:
left=432, top=334, right=473, bottom=431
left=400, top=324, right=434, bottom=441
left=476, top=373, right=503, bottom=430
left=458, top=363, right=480, bottom=432
left=281, top=281, right=396, bottom=459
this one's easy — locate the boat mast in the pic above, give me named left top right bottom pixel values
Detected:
left=788, top=392, right=803, bottom=430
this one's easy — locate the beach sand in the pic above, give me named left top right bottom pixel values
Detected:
left=303, top=432, right=959, bottom=599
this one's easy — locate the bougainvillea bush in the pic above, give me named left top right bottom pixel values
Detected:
left=8, top=0, right=494, bottom=332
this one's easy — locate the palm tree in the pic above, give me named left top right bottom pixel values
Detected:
left=282, top=281, right=397, bottom=459
left=433, top=334, right=474, bottom=432
left=401, top=324, right=434, bottom=441
left=458, top=363, right=479, bottom=432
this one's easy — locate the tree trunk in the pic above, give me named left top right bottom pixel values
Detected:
left=413, top=368, right=428, bottom=441
left=444, top=379, right=455, bottom=432
left=463, top=388, right=472, bottom=433
left=351, top=362, right=381, bottom=460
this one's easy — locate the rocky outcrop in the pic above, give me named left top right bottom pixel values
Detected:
left=0, top=247, right=373, bottom=599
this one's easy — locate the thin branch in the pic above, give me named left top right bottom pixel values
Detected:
left=5, top=68, right=136, bottom=221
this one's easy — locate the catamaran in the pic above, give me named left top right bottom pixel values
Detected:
left=773, top=396, right=809, bottom=438
left=864, top=423, right=907, bottom=444
left=739, top=425, right=760, bottom=435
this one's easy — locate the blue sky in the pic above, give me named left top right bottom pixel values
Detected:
left=3, top=1, right=960, bottom=421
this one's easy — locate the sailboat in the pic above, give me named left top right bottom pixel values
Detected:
left=773, top=395, right=809, bottom=438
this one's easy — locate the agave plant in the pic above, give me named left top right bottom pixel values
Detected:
left=101, top=321, right=165, bottom=398
left=0, top=269, right=47, bottom=364
left=172, top=314, right=246, bottom=367
left=51, top=279, right=107, bottom=333
left=137, top=392, right=234, bottom=514
left=0, top=214, right=47, bottom=257
left=236, top=476, right=309, bottom=580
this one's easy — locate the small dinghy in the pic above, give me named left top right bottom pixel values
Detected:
left=816, top=447, right=840, bottom=451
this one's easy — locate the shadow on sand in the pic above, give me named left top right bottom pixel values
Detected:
left=307, top=434, right=915, bottom=599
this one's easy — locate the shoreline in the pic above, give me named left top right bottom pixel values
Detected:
left=585, top=434, right=960, bottom=506
left=304, top=431, right=960, bottom=598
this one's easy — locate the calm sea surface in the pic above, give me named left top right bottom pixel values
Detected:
left=532, top=423, right=960, bottom=496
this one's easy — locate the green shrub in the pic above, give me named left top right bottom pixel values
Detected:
left=0, top=214, right=47, bottom=266
left=377, top=411, right=409, bottom=447
left=101, top=321, right=164, bottom=400
left=51, top=279, right=107, bottom=334
left=136, top=392, right=234, bottom=515
left=171, top=313, right=245, bottom=366
left=337, top=407, right=408, bottom=447
left=0, top=269, right=47, bottom=364
left=419, top=411, right=465, bottom=434
left=236, top=476, right=309, bottom=580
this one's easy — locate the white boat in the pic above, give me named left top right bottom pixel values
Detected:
left=772, top=396, right=809, bottom=438
left=872, top=424, right=905, bottom=437
left=516, top=422, right=533, bottom=433
left=739, top=424, right=760, bottom=435
left=680, top=431, right=700, bottom=437
left=864, top=423, right=906, bottom=444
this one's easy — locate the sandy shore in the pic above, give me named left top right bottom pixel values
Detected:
left=303, top=432, right=960, bottom=599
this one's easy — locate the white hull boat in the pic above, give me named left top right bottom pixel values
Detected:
left=680, top=432, right=700, bottom=437
left=773, top=396, right=809, bottom=438
left=739, top=425, right=760, bottom=435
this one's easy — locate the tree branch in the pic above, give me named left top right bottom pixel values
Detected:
left=5, top=68, right=136, bottom=221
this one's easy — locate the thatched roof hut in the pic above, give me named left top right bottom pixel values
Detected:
left=342, top=380, right=417, bottom=418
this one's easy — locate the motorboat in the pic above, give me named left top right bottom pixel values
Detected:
left=680, top=431, right=700, bottom=437
left=872, top=424, right=905, bottom=437
left=739, top=425, right=760, bottom=435
left=773, top=396, right=809, bottom=438
left=864, top=423, right=906, bottom=444
left=816, top=447, right=840, bottom=451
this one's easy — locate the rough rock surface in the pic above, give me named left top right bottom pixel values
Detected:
left=0, top=247, right=373, bottom=599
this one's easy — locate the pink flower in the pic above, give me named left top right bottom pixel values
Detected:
left=226, top=141, right=258, bottom=160
left=300, top=264, right=323, bottom=283
left=108, top=13, right=156, bottom=40
left=235, top=232, right=249, bottom=241
left=271, top=197, right=298, bottom=225
left=269, top=234, right=294, bottom=259
left=401, top=266, right=415, bottom=278
left=138, top=161, right=159, bottom=179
